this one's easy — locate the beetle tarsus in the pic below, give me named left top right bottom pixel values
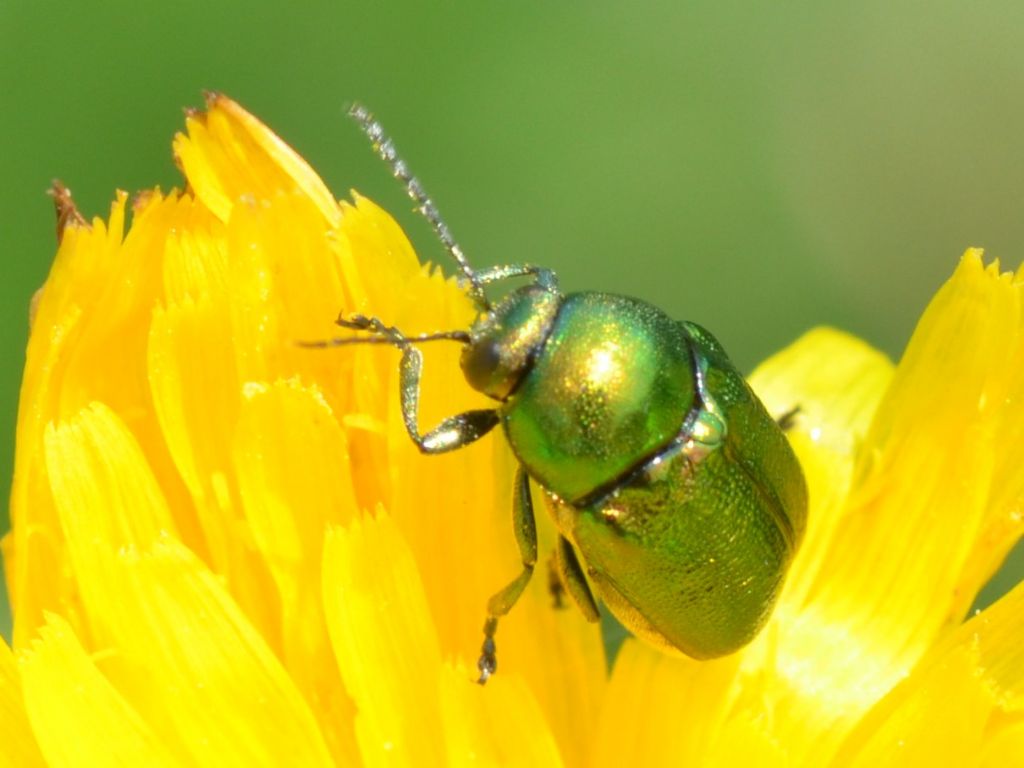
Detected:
left=477, top=617, right=499, bottom=684
left=776, top=405, right=801, bottom=431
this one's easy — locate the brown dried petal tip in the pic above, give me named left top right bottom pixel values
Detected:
left=47, top=180, right=87, bottom=244
left=131, top=188, right=156, bottom=213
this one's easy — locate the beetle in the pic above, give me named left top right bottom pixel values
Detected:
left=308, top=105, right=808, bottom=683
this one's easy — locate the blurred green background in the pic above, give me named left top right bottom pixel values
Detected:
left=2, top=1, right=1023, bottom=642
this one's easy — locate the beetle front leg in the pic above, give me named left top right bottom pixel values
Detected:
left=477, top=466, right=538, bottom=684
left=330, top=312, right=499, bottom=453
left=396, top=338, right=500, bottom=453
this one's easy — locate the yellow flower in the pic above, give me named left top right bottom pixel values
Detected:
left=2, top=94, right=1022, bottom=765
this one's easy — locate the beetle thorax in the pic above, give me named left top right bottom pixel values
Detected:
left=460, top=285, right=562, bottom=401
left=501, top=293, right=697, bottom=503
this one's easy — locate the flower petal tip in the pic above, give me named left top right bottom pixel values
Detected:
left=46, top=180, right=87, bottom=244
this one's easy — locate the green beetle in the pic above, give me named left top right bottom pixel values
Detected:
left=315, top=106, right=808, bottom=683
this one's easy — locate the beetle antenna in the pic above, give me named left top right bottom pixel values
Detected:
left=295, top=312, right=471, bottom=349
left=348, top=103, right=490, bottom=312
left=296, top=330, right=470, bottom=350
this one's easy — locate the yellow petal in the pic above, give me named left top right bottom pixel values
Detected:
left=95, top=538, right=335, bottom=767
left=745, top=250, right=1024, bottom=762
left=792, top=252, right=1024, bottom=708
left=981, top=722, right=1024, bottom=768
left=45, top=402, right=175, bottom=549
left=322, top=511, right=565, bottom=766
left=43, top=403, right=335, bottom=764
left=19, top=615, right=179, bottom=767
left=40, top=402, right=177, bottom=649
left=834, top=579, right=1024, bottom=765
left=338, top=194, right=426, bottom=314
left=233, top=377, right=359, bottom=742
left=156, top=190, right=230, bottom=306
left=438, top=662, right=564, bottom=766
left=601, top=255, right=1024, bottom=763
left=0, top=635, right=45, bottom=766
left=593, top=640, right=743, bottom=766
left=11, top=194, right=130, bottom=646
left=173, top=94, right=341, bottom=227
left=748, top=326, right=895, bottom=607
left=831, top=250, right=1024, bottom=642
left=148, top=293, right=240, bottom=567
left=323, top=512, right=447, bottom=765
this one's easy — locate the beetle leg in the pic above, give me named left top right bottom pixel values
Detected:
left=776, top=404, right=801, bottom=432
left=396, top=344, right=500, bottom=452
left=474, top=263, right=558, bottom=292
left=317, top=313, right=497, bottom=452
left=337, top=314, right=499, bottom=453
left=477, top=466, right=539, bottom=684
left=555, top=535, right=600, bottom=622
left=485, top=467, right=539, bottom=615
left=546, top=550, right=566, bottom=609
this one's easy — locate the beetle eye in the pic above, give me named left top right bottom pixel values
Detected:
left=461, top=338, right=503, bottom=394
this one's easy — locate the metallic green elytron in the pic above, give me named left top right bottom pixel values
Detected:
left=318, top=105, right=808, bottom=683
